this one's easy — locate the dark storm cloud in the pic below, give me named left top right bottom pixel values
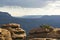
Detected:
left=0, top=0, right=57, bottom=8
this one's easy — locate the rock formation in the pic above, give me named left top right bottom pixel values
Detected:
left=28, top=27, right=60, bottom=40
left=0, top=28, right=12, bottom=40
left=1, top=23, right=26, bottom=40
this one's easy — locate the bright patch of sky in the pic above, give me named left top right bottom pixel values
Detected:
left=0, top=0, right=60, bottom=17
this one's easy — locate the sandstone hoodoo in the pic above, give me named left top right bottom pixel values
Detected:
left=1, top=23, right=26, bottom=40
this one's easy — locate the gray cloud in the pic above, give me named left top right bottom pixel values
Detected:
left=0, top=0, right=57, bottom=8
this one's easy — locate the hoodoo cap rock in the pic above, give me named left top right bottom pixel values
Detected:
left=2, top=23, right=20, bottom=28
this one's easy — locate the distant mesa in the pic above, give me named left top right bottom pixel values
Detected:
left=0, top=12, right=12, bottom=18
left=21, top=15, right=43, bottom=18
left=0, top=12, right=12, bottom=24
left=21, top=15, right=60, bottom=19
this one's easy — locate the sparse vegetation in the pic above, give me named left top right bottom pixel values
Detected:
left=40, top=24, right=53, bottom=32
left=40, top=24, right=51, bottom=28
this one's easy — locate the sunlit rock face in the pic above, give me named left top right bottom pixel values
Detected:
left=1, top=23, right=26, bottom=40
left=0, top=28, right=12, bottom=40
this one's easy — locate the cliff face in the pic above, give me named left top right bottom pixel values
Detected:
left=0, top=12, right=12, bottom=24
left=0, top=12, right=11, bottom=18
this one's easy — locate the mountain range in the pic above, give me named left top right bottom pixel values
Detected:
left=0, top=12, right=60, bottom=33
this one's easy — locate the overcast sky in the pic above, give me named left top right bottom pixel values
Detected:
left=0, top=0, right=60, bottom=17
